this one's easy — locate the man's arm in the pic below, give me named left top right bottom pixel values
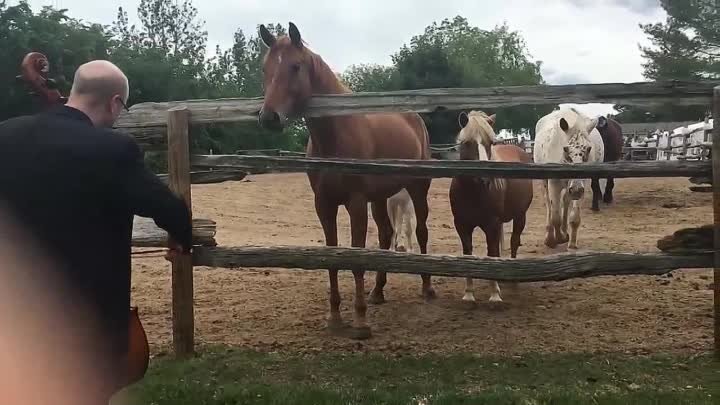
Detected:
left=118, top=137, right=193, bottom=252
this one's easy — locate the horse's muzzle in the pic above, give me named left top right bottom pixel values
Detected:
left=258, top=108, right=286, bottom=131
left=568, top=182, right=585, bottom=200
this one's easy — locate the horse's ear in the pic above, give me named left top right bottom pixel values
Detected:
left=587, top=117, right=599, bottom=132
left=289, top=22, right=303, bottom=48
left=597, top=116, right=607, bottom=128
left=458, top=112, right=469, bottom=128
left=487, top=114, right=496, bottom=126
left=259, top=24, right=276, bottom=48
left=559, top=118, right=569, bottom=132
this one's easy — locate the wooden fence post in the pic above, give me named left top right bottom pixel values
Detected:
left=713, top=85, right=720, bottom=360
left=167, top=106, right=194, bottom=357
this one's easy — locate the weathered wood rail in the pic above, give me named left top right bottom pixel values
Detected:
left=132, top=216, right=217, bottom=247
left=193, top=246, right=712, bottom=282
left=191, top=155, right=711, bottom=179
left=157, top=170, right=247, bottom=185
left=116, top=81, right=717, bottom=128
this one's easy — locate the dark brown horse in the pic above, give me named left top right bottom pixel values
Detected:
left=257, top=23, right=434, bottom=339
left=591, top=116, right=624, bottom=211
left=449, top=111, right=533, bottom=303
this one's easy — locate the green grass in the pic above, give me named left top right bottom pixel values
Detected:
left=115, top=346, right=719, bottom=405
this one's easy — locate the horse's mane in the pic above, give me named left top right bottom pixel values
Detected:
left=306, top=47, right=352, bottom=94
left=457, top=110, right=497, bottom=148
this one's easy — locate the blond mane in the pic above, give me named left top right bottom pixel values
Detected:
left=457, top=110, right=497, bottom=161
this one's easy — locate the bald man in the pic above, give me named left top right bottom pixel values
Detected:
left=0, top=60, right=192, bottom=403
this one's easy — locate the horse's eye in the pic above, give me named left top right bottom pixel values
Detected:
left=291, top=63, right=301, bottom=73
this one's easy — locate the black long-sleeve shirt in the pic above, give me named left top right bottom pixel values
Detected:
left=0, top=105, right=192, bottom=360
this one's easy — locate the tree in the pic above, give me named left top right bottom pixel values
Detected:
left=109, top=0, right=209, bottom=103
left=0, top=1, right=110, bottom=120
left=387, top=16, right=552, bottom=143
left=641, top=0, right=719, bottom=81
left=341, top=63, right=397, bottom=92
left=618, top=0, right=718, bottom=123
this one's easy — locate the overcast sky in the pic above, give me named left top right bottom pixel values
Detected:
left=18, top=0, right=666, bottom=116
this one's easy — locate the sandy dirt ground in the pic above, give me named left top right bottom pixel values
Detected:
left=131, top=174, right=714, bottom=356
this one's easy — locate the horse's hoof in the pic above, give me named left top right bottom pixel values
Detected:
left=368, top=289, right=386, bottom=305
left=489, top=294, right=503, bottom=303
left=462, top=292, right=476, bottom=303
left=423, top=287, right=437, bottom=301
left=603, top=196, right=613, bottom=204
left=568, top=244, right=578, bottom=250
left=557, top=234, right=570, bottom=245
left=544, top=236, right=557, bottom=249
left=348, top=326, right=372, bottom=340
left=488, top=300, right=510, bottom=311
left=327, top=319, right=350, bottom=336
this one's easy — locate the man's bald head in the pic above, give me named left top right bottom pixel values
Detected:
left=70, top=60, right=128, bottom=103
left=66, top=60, right=129, bottom=128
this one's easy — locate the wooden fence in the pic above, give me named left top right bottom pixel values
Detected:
left=116, top=80, right=720, bottom=359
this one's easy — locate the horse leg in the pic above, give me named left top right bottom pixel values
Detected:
left=510, top=214, right=525, bottom=258
left=345, top=194, right=371, bottom=339
left=454, top=219, right=475, bottom=302
left=590, top=177, right=602, bottom=212
left=403, top=204, right=415, bottom=253
left=485, top=222, right=503, bottom=302
left=368, top=199, right=393, bottom=305
left=506, top=214, right=527, bottom=291
left=315, top=195, right=343, bottom=332
left=407, top=179, right=436, bottom=301
left=568, top=200, right=582, bottom=250
left=603, top=176, right=615, bottom=204
left=547, top=179, right=566, bottom=247
left=386, top=197, right=399, bottom=251
left=541, top=179, right=556, bottom=248
left=560, top=187, right=570, bottom=239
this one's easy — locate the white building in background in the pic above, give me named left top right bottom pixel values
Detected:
left=656, top=119, right=713, bottom=161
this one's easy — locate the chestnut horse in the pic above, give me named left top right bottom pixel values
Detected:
left=449, top=111, right=533, bottom=303
left=590, top=116, right=624, bottom=211
left=257, top=23, right=434, bottom=339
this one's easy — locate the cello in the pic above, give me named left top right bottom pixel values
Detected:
left=16, top=52, right=151, bottom=393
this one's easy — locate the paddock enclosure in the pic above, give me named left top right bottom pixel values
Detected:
left=118, top=80, right=720, bottom=358
left=131, top=174, right=714, bottom=356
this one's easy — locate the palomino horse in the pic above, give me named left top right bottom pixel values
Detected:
left=387, top=189, right=416, bottom=253
left=257, top=23, right=434, bottom=339
left=590, top=116, right=624, bottom=211
left=534, top=108, right=604, bottom=250
left=449, top=111, right=533, bottom=303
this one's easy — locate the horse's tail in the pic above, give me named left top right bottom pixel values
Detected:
left=410, top=113, right=431, bottom=159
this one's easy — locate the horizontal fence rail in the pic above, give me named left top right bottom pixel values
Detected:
left=116, top=81, right=719, bottom=129
left=191, top=155, right=711, bottom=179
left=192, top=246, right=712, bottom=282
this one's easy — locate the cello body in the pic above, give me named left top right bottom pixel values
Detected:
left=125, top=306, right=150, bottom=387
left=15, top=52, right=150, bottom=396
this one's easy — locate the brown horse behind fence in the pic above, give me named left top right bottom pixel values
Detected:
left=257, top=22, right=434, bottom=340
left=449, top=111, right=533, bottom=303
left=591, top=116, right=624, bottom=211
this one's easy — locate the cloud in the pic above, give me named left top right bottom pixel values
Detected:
left=542, top=66, right=594, bottom=85
left=18, top=0, right=664, bottom=85
left=566, top=0, right=662, bottom=15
